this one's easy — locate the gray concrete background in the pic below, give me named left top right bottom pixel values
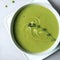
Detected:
left=48, top=0, right=60, bottom=14
left=44, top=45, right=60, bottom=60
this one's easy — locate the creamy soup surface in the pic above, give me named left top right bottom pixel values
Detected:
left=12, top=4, right=59, bottom=53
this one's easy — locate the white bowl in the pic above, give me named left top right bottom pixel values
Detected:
left=7, top=0, right=60, bottom=60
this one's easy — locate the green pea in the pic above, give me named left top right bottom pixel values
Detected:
left=5, top=5, right=8, bottom=8
left=12, top=0, right=15, bottom=3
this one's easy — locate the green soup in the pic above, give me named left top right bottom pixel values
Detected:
left=12, top=4, right=59, bottom=53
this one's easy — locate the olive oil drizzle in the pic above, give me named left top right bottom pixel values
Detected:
left=28, top=20, right=56, bottom=41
